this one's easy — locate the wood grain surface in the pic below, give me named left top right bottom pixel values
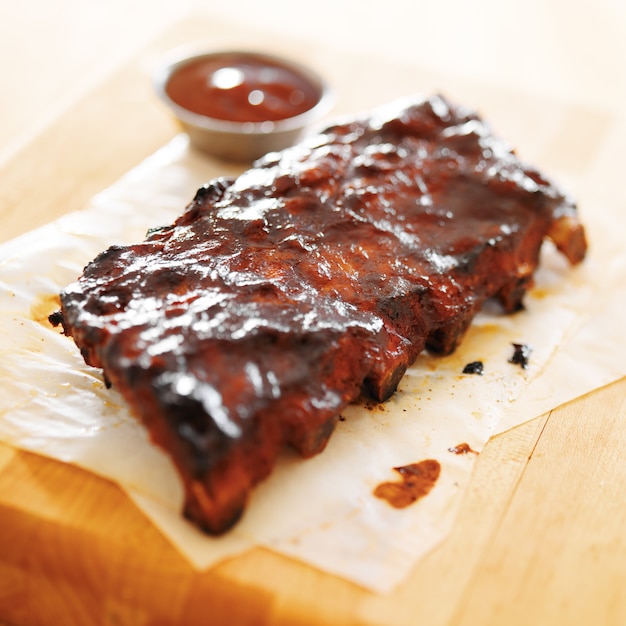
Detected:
left=1, top=14, right=625, bottom=626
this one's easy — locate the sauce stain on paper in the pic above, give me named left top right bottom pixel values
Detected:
left=448, top=442, right=479, bottom=455
left=30, top=293, right=61, bottom=325
left=373, top=459, right=440, bottom=508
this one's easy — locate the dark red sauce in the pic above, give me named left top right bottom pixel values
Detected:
left=448, top=442, right=479, bottom=455
left=373, top=460, right=441, bottom=508
left=165, top=53, right=322, bottom=123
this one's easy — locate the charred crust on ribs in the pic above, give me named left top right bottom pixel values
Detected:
left=55, top=94, right=587, bottom=534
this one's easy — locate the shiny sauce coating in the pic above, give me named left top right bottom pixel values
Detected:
left=62, top=94, right=586, bottom=470
left=165, top=53, right=322, bottom=123
left=57, top=95, right=587, bottom=534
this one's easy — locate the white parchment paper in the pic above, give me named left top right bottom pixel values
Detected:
left=1, top=134, right=624, bottom=592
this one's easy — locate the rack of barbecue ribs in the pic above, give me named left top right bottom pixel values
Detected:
left=51, top=95, right=587, bottom=534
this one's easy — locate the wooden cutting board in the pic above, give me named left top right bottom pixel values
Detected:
left=1, top=16, right=626, bottom=626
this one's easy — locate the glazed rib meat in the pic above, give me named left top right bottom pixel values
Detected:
left=55, top=95, right=587, bottom=534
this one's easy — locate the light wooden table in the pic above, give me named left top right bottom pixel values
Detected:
left=1, top=8, right=626, bottom=626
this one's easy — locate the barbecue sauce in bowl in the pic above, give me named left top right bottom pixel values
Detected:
left=165, top=52, right=322, bottom=124
left=155, top=50, right=332, bottom=161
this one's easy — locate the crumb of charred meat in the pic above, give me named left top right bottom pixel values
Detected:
left=462, top=361, right=484, bottom=375
left=509, top=343, right=532, bottom=369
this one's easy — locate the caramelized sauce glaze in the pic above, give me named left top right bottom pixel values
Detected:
left=57, top=95, right=587, bottom=534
